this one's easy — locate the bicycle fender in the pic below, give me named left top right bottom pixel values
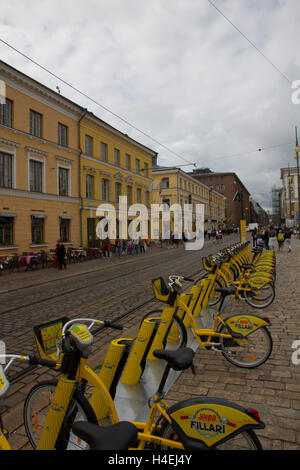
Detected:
left=247, top=274, right=272, bottom=289
left=167, top=397, right=264, bottom=449
left=224, top=314, right=270, bottom=337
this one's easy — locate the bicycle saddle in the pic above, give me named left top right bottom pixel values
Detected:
left=153, top=347, right=194, bottom=371
left=215, top=286, right=236, bottom=296
left=71, top=421, right=138, bottom=450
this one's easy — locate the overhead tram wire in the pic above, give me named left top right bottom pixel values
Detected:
left=0, top=38, right=293, bottom=171
left=0, top=37, right=196, bottom=168
left=207, top=0, right=292, bottom=86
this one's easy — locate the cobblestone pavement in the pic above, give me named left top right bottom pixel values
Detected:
left=166, top=237, right=300, bottom=450
left=1, top=235, right=300, bottom=450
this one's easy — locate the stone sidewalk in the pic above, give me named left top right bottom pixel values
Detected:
left=167, top=237, right=300, bottom=450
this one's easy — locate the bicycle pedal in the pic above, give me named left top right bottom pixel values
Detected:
left=210, top=344, right=222, bottom=352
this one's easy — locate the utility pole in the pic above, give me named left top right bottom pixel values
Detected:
left=295, top=126, right=300, bottom=237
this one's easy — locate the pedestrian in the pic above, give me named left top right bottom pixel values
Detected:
left=115, top=238, right=122, bottom=257
left=55, top=242, right=66, bottom=270
left=103, top=238, right=111, bottom=258
left=252, top=227, right=257, bottom=247
left=262, top=227, right=269, bottom=250
left=127, top=239, right=133, bottom=255
left=277, top=229, right=285, bottom=252
left=139, top=237, right=145, bottom=254
left=256, top=227, right=263, bottom=247
left=268, top=226, right=277, bottom=251
left=133, top=237, right=139, bottom=255
left=284, top=228, right=292, bottom=252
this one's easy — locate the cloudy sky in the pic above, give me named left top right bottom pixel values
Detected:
left=1, top=0, right=300, bottom=211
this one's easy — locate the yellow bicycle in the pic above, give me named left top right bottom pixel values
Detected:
left=23, top=318, right=266, bottom=450
left=142, top=273, right=273, bottom=369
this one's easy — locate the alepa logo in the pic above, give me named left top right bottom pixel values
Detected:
left=95, top=196, right=205, bottom=251
left=181, top=408, right=236, bottom=439
left=233, top=317, right=255, bottom=332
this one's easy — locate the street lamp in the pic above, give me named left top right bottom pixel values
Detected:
left=294, top=126, right=300, bottom=237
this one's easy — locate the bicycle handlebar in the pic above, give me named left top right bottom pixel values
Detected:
left=168, top=275, right=194, bottom=283
left=0, top=354, right=58, bottom=373
left=62, top=317, right=123, bottom=336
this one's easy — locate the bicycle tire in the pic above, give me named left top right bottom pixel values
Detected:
left=23, top=380, right=98, bottom=450
left=244, top=282, right=275, bottom=308
left=218, top=324, right=273, bottom=369
left=140, top=310, right=187, bottom=350
left=157, top=418, right=263, bottom=450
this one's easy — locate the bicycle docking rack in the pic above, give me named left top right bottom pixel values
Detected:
left=90, top=337, right=134, bottom=420
left=121, top=318, right=158, bottom=385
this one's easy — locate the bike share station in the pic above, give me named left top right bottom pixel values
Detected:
left=94, top=279, right=231, bottom=424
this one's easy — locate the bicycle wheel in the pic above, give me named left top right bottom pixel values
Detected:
left=244, top=282, right=275, bottom=308
left=140, top=310, right=187, bottom=350
left=157, top=419, right=263, bottom=450
left=24, top=380, right=97, bottom=450
left=219, top=324, right=272, bottom=368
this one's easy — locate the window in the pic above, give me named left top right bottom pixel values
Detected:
left=145, top=191, right=150, bottom=207
left=143, top=163, right=148, bottom=177
left=86, top=174, right=94, bottom=199
left=101, top=142, right=107, bottom=162
left=0, top=217, right=13, bottom=246
left=0, top=152, right=12, bottom=188
left=30, top=110, right=42, bottom=138
left=127, top=185, right=132, bottom=205
left=85, top=135, right=93, bottom=156
left=31, top=216, right=44, bottom=244
left=58, top=167, right=69, bottom=196
left=0, top=98, right=12, bottom=127
left=60, top=218, right=70, bottom=242
left=29, top=160, right=43, bottom=192
left=114, top=148, right=120, bottom=167
left=162, top=198, right=170, bottom=211
left=137, top=188, right=142, bottom=203
left=161, top=177, right=169, bottom=189
left=58, top=123, right=68, bottom=147
left=115, top=182, right=121, bottom=202
left=135, top=158, right=140, bottom=174
left=126, top=154, right=131, bottom=170
left=102, top=179, right=109, bottom=201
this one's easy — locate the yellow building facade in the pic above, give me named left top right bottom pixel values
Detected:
left=152, top=164, right=226, bottom=237
left=79, top=113, right=156, bottom=247
left=0, top=61, right=82, bottom=255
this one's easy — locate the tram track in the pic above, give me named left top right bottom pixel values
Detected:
left=0, top=248, right=199, bottom=316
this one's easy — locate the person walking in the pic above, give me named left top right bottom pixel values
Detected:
left=252, top=227, right=257, bottom=247
left=262, top=227, right=269, bottom=250
left=277, top=229, right=285, bottom=252
left=55, top=243, right=66, bottom=270
left=284, top=228, right=292, bottom=252
left=268, top=226, right=277, bottom=251
left=115, top=239, right=122, bottom=257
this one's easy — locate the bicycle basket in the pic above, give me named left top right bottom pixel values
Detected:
left=33, top=316, right=69, bottom=363
left=152, top=277, right=170, bottom=303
